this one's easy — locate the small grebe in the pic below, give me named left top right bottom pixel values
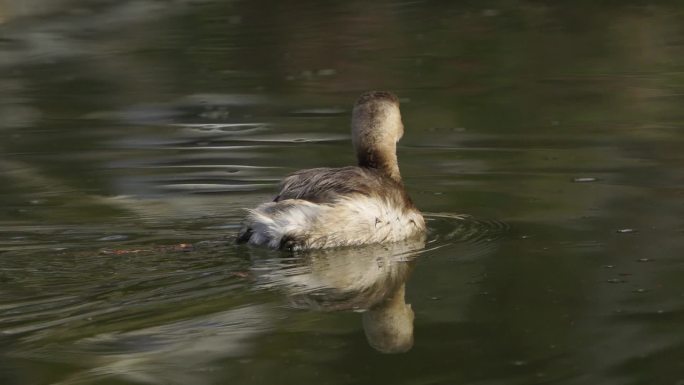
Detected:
left=237, top=91, right=425, bottom=250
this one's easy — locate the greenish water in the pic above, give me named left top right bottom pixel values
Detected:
left=1, top=1, right=684, bottom=384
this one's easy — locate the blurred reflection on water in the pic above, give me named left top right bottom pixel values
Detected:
left=253, top=238, right=427, bottom=354
left=1, top=1, right=684, bottom=384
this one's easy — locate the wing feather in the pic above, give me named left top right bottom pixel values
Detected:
left=275, top=166, right=387, bottom=203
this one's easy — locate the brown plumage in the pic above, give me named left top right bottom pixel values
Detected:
left=237, top=91, right=425, bottom=250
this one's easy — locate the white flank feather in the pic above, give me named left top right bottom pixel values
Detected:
left=243, top=195, right=424, bottom=250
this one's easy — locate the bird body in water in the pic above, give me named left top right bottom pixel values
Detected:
left=237, top=91, right=425, bottom=250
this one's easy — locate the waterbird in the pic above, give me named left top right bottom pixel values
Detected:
left=237, top=91, right=425, bottom=250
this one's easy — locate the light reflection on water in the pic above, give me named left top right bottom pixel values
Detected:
left=1, top=0, right=684, bottom=384
left=1, top=215, right=499, bottom=384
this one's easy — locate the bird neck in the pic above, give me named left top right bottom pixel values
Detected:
left=356, top=143, right=402, bottom=183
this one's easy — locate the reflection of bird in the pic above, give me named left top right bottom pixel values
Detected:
left=251, top=238, right=425, bottom=353
left=237, top=91, right=425, bottom=250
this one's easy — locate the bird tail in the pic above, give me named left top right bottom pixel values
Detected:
left=236, top=200, right=323, bottom=249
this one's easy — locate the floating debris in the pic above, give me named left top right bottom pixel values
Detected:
left=316, top=68, right=337, bottom=76
left=289, top=108, right=345, bottom=116
left=174, top=243, right=194, bottom=252
left=616, top=228, right=636, bottom=234
left=100, top=243, right=194, bottom=255
left=100, top=248, right=149, bottom=255
left=97, top=234, right=128, bottom=241
left=572, top=177, right=597, bottom=183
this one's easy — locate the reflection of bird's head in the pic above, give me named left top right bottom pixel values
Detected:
left=362, top=284, right=415, bottom=354
left=253, top=238, right=424, bottom=353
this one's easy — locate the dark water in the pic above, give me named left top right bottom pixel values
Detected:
left=1, top=1, right=684, bottom=384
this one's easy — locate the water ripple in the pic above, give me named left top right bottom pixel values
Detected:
left=426, top=213, right=510, bottom=244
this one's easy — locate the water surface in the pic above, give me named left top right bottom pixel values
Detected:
left=1, top=1, right=683, bottom=384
